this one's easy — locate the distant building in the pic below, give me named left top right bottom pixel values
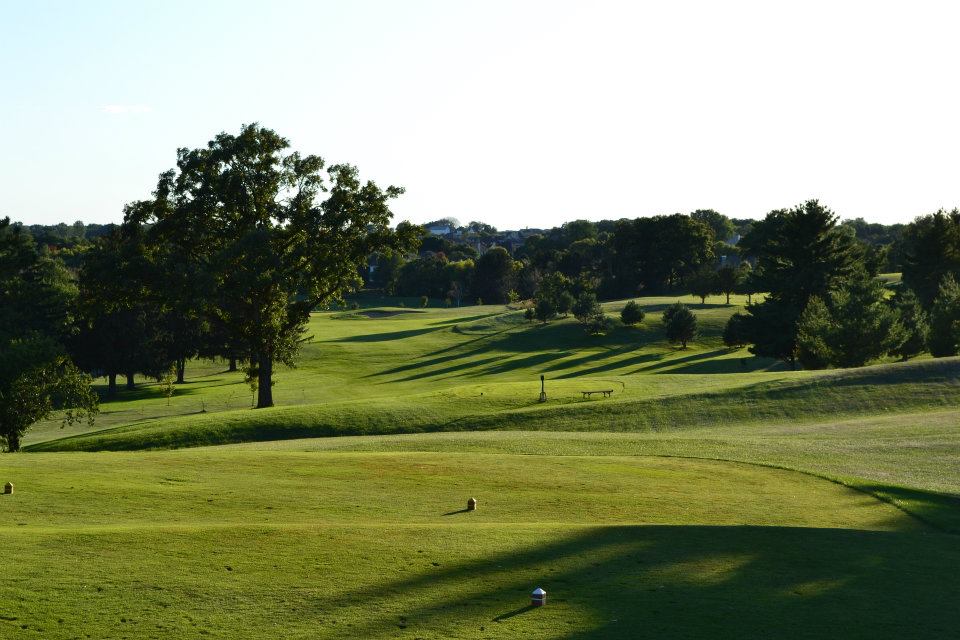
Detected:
left=426, top=224, right=452, bottom=236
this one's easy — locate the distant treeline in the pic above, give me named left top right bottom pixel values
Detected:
left=371, top=210, right=904, bottom=305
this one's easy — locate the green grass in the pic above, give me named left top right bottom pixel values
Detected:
left=6, top=292, right=960, bottom=638
left=27, top=295, right=960, bottom=452
left=3, top=449, right=957, bottom=638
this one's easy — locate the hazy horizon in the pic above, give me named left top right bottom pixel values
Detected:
left=4, top=0, right=959, bottom=228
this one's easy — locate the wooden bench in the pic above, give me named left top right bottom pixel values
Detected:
left=581, top=389, right=614, bottom=399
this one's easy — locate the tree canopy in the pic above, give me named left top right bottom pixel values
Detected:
left=0, top=218, right=98, bottom=452
left=126, top=124, right=416, bottom=408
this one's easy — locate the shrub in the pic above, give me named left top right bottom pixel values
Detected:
left=557, top=291, right=575, bottom=316
left=662, top=302, right=697, bottom=348
left=534, top=297, right=556, bottom=323
left=620, top=300, right=644, bottom=326
left=420, top=295, right=429, bottom=308
left=722, top=312, right=749, bottom=348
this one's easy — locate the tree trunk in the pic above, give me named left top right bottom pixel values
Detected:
left=176, top=358, right=186, bottom=384
left=126, top=373, right=136, bottom=390
left=7, top=431, right=21, bottom=453
left=726, top=292, right=731, bottom=304
left=228, top=356, right=237, bottom=372
left=108, top=373, right=117, bottom=395
left=256, top=353, right=273, bottom=408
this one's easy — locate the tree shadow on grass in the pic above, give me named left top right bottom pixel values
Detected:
left=429, top=314, right=496, bottom=326
left=311, top=523, right=960, bottom=639
left=393, top=355, right=505, bottom=382
left=93, top=382, right=218, bottom=405
left=633, top=348, right=730, bottom=373
left=666, top=354, right=787, bottom=374
left=554, top=352, right=661, bottom=379
left=330, top=327, right=443, bottom=342
left=469, top=351, right=574, bottom=377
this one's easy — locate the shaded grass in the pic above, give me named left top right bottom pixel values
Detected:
left=2, top=450, right=955, bottom=638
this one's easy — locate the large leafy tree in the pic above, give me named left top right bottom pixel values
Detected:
left=690, top=209, right=735, bottom=243
left=739, top=200, right=862, bottom=366
left=0, top=218, right=97, bottom=452
left=716, top=265, right=743, bottom=305
left=72, top=226, right=171, bottom=392
left=686, top=265, right=719, bottom=305
left=472, top=247, right=518, bottom=304
left=132, top=124, right=416, bottom=408
left=606, top=214, right=714, bottom=296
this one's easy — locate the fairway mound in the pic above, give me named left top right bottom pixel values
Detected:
left=330, top=308, right=425, bottom=320
left=357, top=309, right=424, bottom=318
left=28, top=357, right=960, bottom=454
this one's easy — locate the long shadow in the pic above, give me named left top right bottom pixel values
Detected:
left=429, top=314, right=493, bottom=326
left=668, top=354, right=787, bottom=374
left=471, top=351, right=573, bottom=377
left=94, top=382, right=225, bottom=404
left=555, top=352, right=661, bottom=379
left=330, top=327, right=442, bottom=342
left=633, top=347, right=730, bottom=373
left=421, top=326, right=517, bottom=358
left=308, top=523, right=960, bottom=639
left=492, top=605, right=536, bottom=621
left=368, top=346, right=491, bottom=378
left=394, top=355, right=504, bottom=382
left=541, top=344, right=640, bottom=374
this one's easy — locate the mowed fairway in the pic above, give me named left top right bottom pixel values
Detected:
left=5, top=297, right=960, bottom=638
left=3, top=449, right=957, bottom=639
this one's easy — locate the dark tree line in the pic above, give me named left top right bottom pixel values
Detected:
left=726, top=202, right=960, bottom=368
left=0, top=219, right=98, bottom=452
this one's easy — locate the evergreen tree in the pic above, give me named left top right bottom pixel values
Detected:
left=928, top=275, right=960, bottom=357
left=900, top=210, right=960, bottom=308
left=796, top=275, right=905, bottom=368
left=891, top=288, right=928, bottom=360
left=620, top=300, right=644, bottom=326
left=534, top=296, right=557, bottom=323
left=722, top=312, right=750, bottom=348
left=739, top=200, right=861, bottom=366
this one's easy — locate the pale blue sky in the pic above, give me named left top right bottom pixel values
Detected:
left=3, top=0, right=960, bottom=227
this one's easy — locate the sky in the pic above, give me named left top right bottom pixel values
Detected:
left=2, top=0, right=960, bottom=228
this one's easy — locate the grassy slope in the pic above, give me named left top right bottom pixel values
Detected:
left=3, top=450, right=957, bottom=639
left=26, top=295, right=960, bottom=452
left=7, top=290, right=960, bottom=638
